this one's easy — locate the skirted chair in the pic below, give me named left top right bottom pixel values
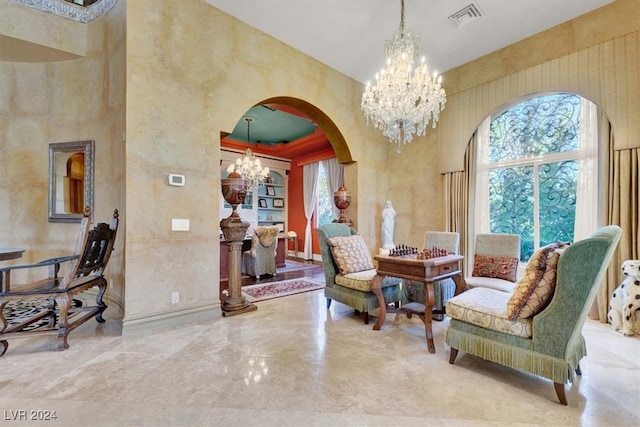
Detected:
left=466, top=233, right=521, bottom=293
left=242, top=225, right=280, bottom=279
left=445, top=225, right=621, bottom=405
left=404, top=231, right=460, bottom=320
left=317, top=223, right=402, bottom=324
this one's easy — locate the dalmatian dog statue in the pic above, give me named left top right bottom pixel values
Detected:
left=608, top=260, right=640, bottom=336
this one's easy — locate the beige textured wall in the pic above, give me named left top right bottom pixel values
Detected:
left=387, top=0, right=640, bottom=248
left=124, top=0, right=389, bottom=325
left=384, top=130, right=443, bottom=249
left=0, top=0, right=126, bottom=305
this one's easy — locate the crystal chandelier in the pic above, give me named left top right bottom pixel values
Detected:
left=226, top=117, right=269, bottom=191
left=361, top=0, right=446, bottom=153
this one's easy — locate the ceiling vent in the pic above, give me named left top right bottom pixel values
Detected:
left=448, top=2, right=483, bottom=28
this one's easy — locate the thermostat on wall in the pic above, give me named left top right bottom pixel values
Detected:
left=168, top=174, right=185, bottom=186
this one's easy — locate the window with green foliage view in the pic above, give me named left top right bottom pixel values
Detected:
left=477, top=93, right=597, bottom=261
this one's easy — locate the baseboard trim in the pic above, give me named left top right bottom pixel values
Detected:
left=78, top=289, right=124, bottom=316
left=103, top=293, right=124, bottom=314
left=122, top=301, right=222, bottom=335
left=288, top=253, right=322, bottom=262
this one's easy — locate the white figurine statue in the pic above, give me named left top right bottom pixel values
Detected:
left=381, top=200, right=396, bottom=250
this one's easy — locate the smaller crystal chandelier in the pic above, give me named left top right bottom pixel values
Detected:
left=361, top=0, right=447, bottom=153
left=226, top=117, right=270, bottom=191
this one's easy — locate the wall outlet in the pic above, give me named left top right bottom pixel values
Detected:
left=171, top=291, right=179, bottom=304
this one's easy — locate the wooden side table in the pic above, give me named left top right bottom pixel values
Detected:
left=0, top=248, right=25, bottom=261
left=371, top=254, right=465, bottom=353
left=285, top=232, right=298, bottom=259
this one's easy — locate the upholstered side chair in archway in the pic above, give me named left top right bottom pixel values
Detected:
left=242, top=225, right=280, bottom=279
left=317, top=223, right=402, bottom=325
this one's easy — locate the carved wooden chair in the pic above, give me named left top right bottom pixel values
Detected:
left=0, top=208, right=119, bottom=356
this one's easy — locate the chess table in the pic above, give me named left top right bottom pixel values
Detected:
left=371, top=253, right=465, bottom=353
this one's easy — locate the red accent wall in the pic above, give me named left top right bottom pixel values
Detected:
left=287, top=160, right=308, bottom=256
left=288, top=153, right=335, bottom=258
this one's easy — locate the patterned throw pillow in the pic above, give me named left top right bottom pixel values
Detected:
left=506, top=242, right=570, bottom=320
left=472, top=255, right=519, bottom=282
left=327, top=235, right=374, bottom=275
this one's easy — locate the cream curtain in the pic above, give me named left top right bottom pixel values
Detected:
left=321, top=158, right=344, bottom=219
left=302, top=162, right=320, bottom=260
left=463, top=133, right=478, bottom=276
left=443, top=132, right=476, bottom=277
left=573, top=98, right=600, bottom=241
left=597, top=144, right=640, bottom=322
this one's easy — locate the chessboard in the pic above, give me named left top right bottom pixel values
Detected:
left=388, top=244, right=451, bottom=259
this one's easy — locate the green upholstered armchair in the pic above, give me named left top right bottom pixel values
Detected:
left=445, top=225, right=621, bottom=405
left=317, top=223, right=402, bottom=324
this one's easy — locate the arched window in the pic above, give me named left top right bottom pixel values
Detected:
left=475, top=93, right=599, bottom=261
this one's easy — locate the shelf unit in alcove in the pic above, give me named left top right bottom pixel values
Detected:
left=257, top=170, right=286, bottom=231
left=220, top=149, right=290, bottom=234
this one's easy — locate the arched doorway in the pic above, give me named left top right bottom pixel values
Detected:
left=219, top=97, right=356, bottom=297
left=259, top=96, right=353, bottom=164
left=66, top=152, right=85, bottom=214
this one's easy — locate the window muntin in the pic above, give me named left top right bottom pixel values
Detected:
left=489, top=93, right=580, bottom=162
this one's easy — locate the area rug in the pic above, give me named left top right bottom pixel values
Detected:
left=242, top=277, right=325, bottom=302
left=276, top=260, right=318, bottom=274
left=2, top=299, right=82, bottom=331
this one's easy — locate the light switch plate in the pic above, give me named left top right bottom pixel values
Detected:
left=172, top=218, right=189, bottom=231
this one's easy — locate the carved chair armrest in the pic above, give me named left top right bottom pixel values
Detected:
left=35, top=255, right=78, bottom=266
left=36, top=255, right=79, bottom=277
left=0, top=255, right=78, bottom=293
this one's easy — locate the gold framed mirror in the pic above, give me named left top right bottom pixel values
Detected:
left=48, top=140, right=94, bottom=223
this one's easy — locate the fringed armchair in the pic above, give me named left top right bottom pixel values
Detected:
left=445, top=225, right=621, bottom=405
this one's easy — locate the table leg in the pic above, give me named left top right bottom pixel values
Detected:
left=453, top=273, right=467, bottom=295
left=423, top=282, right=436, bottom=353
left=371, top=274, right=387, bottom=331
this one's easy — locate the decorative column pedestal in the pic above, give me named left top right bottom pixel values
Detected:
left=220, top=218, right=257, bottom=316
left=220, top=173, right=257, bottom=317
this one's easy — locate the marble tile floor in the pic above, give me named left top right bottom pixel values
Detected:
left=1, top=290, right=639, bottom=427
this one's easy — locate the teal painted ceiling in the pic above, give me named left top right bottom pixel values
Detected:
left=227, top=105, right=317, bottom=146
